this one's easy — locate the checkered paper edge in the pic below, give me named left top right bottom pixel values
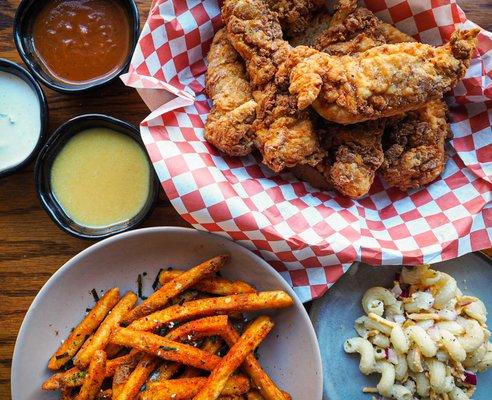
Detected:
left=123, top=0, right=492, bottom=302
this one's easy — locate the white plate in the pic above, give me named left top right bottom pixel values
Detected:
left=12, top=227, right=322, bottom=400
left=310, top=253, right=492, bottom=400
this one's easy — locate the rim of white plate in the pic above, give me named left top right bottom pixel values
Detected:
left=11, top=226, right=322, bottom=399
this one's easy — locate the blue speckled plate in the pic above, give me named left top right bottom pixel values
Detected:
left=310, top=253, right=492, bottom=400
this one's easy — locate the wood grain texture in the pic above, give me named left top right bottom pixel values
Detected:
left=0, top=1, right=490, bottom=398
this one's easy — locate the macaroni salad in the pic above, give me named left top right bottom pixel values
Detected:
left=344, top=265, right=491, bottom=399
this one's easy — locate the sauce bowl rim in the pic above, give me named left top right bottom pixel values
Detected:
left=34, top=113, right=160, bottom=240
left=13, top=0, right=141, bottom=94
left=0, top=57, right=48, bottom=178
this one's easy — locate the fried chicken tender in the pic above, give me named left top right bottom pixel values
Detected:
left=223, top=0, right=324, bottom=172
left=289, top=12, right=332, bottom=48
left=222, top=0, right=289, bottom=87
left=305, top=3, right=450, bottom=191
left=204, top=29, right=256, bottom=156
left=265, top=0, right=328, bottom=37
left=326, top=120, right=385, bottom=198
left=329, top=0, right=357, bottom=28
left=381, top=100, right=451, bottom=190
left=289, top=3, right=385, bottom=198
left=288, top=29, right=479, bottom=124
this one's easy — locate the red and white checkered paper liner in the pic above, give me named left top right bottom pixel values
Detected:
left=122, top=0, right=492, bottom=302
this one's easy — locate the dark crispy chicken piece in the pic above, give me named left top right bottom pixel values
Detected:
left=381, top=100, right=451, bottom=190
left=288, top=29, right=479, bottom=124
left=324, top=120, right=385, bottom=198
left=204, top=29, right=256, bottom=156
left=222, top=0, right=324, bottom=172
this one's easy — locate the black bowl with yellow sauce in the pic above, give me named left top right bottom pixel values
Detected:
left=14, top=0, right=140, bottom=93
left=35, top=114, right=160, bottom=240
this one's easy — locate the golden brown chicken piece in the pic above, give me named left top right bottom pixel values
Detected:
left=265, top=0, right=328, bottom=38
left=222, top=0, right=324, bottom=172
left=288, top=29, right=479, bottom=124
left=309, top=0, right=414, bottom=55
left=204, top=29, right=257, bottom=156
left=381, top=100, right=451, bottom=190
left=289, top=1, right=453, bottom=197
left=289, top=3, right=386, bottom=198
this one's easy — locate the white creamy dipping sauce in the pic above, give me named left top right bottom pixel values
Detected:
left=0, top=71, right=41, bottom=173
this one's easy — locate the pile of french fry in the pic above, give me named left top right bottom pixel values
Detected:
left=42, top=254, right=295, bottom=400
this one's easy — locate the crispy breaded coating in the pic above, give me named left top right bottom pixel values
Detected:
left=378, top=22, right=415, bottom=44
left=289, top=12, right=332, bottom=48
left=289, top=3, right=449, bottom=197
left=329, top=0, right=357, bottom=28
left=325, top=120, right=385, bottom=198
left=288, top=29, right=479, bottom=124
left=223, top=0, right=324, bottom=172
left=222, top=0, right=290, bottom=87
left=204, top=29, right=256, bottom=156
left=265, top=0, right=328, bottom=37
left=289, top=3, right=387, bottom=198
left=381, top=100, right=451, bottom=190
left=291, top=162, right=332, bottom=190
left=314, top=7, right=386, bottom=55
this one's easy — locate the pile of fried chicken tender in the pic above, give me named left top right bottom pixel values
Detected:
left=204, top=0, right=479, bottom=199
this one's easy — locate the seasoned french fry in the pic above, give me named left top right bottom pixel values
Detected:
left=170, top=290, right=201, bottom=306
left=74, top=292, right=138, bottom=368
left=42, top=350, right=141, bottom=390
left=180, top=336, right=224, bottom=378
left=48, top=288, right=120, bottom=370
left=113, top=351, right=142, bottom=399
left=77, top=350, right=106, bottom=400
left=159, top=270, right=256, bottom=296
left=179, top=365, right=203, bottom=379
left=116, top=353, right=160, bottom=400
left=110, top=328, right=221, bottom=370
left=194, top=316, right=274, bottom=400
left=153, top=361, right=182, bottom=382
left=105, top=343, right=123, bottom=358
left=129, top=291, right=293, bottom=331
left=60, top=386, right=74, bottom=400
left=123, top=255, right=229, bottom=324
left=141, top=376, right=250, bottom=400
left=166, top=315, right=229, bottom=341
left=96, top=389, right=113, bottom=400
left=222, top=325, right=290, bottom=400
left=247, top=391, right=266, bottom=400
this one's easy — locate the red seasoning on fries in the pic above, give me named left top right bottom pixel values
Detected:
left=74, top=291, right=138, bottom=368
left=141, top=375, right=251, bottom=399
left=129, top=291, right=294, bottom=331
left=122, top=254, right=229, bottom=324
left=41, top=255, right=294, bottom=400
left=77, top=349, right=106, bottom=400
left=194, top=316, right=274, bottom=400
left=48, top=288, right=120, bottom=370
left=159, top=269, right=256, bottom=295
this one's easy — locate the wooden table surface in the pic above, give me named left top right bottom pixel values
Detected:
left=0, top=0, right=491, bottom=398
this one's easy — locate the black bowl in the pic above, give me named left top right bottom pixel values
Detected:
left=35, top=114, right=160, bottom=240
left=13, top=0, right=140, bottom=94
left=0, top=58, right=48, bottom=178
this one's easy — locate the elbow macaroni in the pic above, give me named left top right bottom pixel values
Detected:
left=344, top=265, right=492, bottom=399
left=362, top=287, right=397, bottom=316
